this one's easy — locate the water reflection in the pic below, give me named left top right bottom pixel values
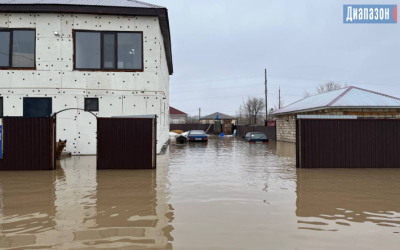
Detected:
left=296, top=169, right=400, bottom=231
left=0, top=153, right=173, bottom=249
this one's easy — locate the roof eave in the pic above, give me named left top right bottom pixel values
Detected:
left=0, top=4, right=173, bottom=75
left=273, top=106, right=400, bottom=116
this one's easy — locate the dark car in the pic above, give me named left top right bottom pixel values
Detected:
left=245, top=132, right=269, bottom=143
left=188, top=130, right=208, bottom=142
left=242, top=132, right=264, bottom=139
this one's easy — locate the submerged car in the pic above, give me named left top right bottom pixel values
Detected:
left=245, top=132, right=269, bottom=143
left=188, top=130, right=208, bottom=142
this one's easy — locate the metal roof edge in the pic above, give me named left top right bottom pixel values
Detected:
left=273, top=106, right=400, bottom=116
left=326, top=86, right=353, bottom=106
left=351, top=86, right=400, bottom=101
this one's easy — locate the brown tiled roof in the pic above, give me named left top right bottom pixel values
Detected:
left=170, top=107, right=187, bottom=115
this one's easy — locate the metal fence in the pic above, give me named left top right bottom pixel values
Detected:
left=97, top=117, right=156, bottom=169
left=235, top=125, right=276, bottom=141
left=297, top=119, right=400, bottom=168
left=0, top=117, right=55, bottom=171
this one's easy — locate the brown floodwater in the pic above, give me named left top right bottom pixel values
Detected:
left=1, top=136, right=400, bottom=249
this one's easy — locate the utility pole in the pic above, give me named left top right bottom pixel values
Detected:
left=279, top=87, right=281, bottom=109
left=199, top=108, right=201, bottom=121
left=265, top=68, right=268, bottom=121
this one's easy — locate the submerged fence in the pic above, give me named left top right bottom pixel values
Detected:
left=0, top=117, right=55, bottom=171
left=297, top=119, right=400, bottom=168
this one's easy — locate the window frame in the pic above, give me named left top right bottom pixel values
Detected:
left=73, top=30, right=144, bottom=72
left=84, top=98, right=99, bottom=112
left=0, top=28, right=36, bottom=70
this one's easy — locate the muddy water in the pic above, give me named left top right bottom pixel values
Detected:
left=0, top=136, right=400, bottom=249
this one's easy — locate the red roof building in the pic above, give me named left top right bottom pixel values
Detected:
left=170, top=107, right=188, bottom=124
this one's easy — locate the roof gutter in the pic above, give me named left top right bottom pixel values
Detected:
left=0, top=4, right=173, bottom=75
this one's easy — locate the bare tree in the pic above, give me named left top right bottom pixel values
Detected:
left=316, top=81, right=346, bottom=94
left=303, top=81, right=348, bottom=98
left=237, top=96, right=265, bottom=125
left=303, top=90, right=313, bottom=98
left=186, top=115, right=201, bottom=124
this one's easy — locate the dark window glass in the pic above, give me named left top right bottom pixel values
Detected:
left=12, top=30, right=35, bottom=68
left=250, top=133, right=267, bottom=139
left=85, top=98, right=99, bottom=111
left=0, top=32, right=10, bottom=67
left=103, top=33, right=116, bottom=69
left=23, top=98, right=52, bottom=118
left=0, top=97, right=3, bottom=117
left=117, top=33, right=142, bottom=69
left=75, top=32, right=101, bottom=69
left=75, top=31, right=142, bottom=70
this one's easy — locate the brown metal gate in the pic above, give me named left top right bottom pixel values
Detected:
left=297, top=119, right=400, bottom=168
left=0, top=117, right=56, bottom=171
left=97, top=117, right=157, bottom=169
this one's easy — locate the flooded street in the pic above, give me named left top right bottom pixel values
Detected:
left=1, top=136, right=400, bottom=249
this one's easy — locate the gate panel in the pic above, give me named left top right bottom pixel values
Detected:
left=97, top=118, right=156, bottom=169
left=298, top=119, right=400, bottom=168
left=0, top=117, right=54, bottom=171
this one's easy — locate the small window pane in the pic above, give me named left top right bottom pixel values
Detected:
left=76, top=32, right=100, bottom=69
left=103, top=34, right=115, bottom=68
left=12, top=30, right=35, bottom=68
left=23, top=98, right=52, bottom=118
left=85, top=98, right=99, bottom=111
left=0, top=32, right=10, bottom=67
left=117, top=33, right=142, bottom=69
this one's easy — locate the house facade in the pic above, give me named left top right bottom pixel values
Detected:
left=200, top=112, right=236, bottom=125
left=169, top=107, right=187, bottom=124
left=272, top=86, right=400, bottom=143
left=0, top=0, right=173, bottom=154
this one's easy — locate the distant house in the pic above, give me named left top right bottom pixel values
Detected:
left=200, top=112, right=237, bottom=124
left=170, top=107, right=188, bottom=124
left=272, top=86, right=400, bottom=143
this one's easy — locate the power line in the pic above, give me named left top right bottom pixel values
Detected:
left=170, top=83, right=262, bottom=94
left=170, top=73, right=400, bottom=89
left=170, top=91, right=302, bottom=102
left=170, top=75, right=261, bottom=86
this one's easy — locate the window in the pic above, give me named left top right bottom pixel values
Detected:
left=74, top=31, right=143, bottom=71
left=85, top=98, right=99, bottom=112
left=0, top=97, right=3, bottom=117
left=23, top=98, right=52, bottom=118
left=0, top=29, right=35, bottom=68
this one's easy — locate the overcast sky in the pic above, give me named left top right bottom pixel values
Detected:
left=150, top=0, right=400, bottom=117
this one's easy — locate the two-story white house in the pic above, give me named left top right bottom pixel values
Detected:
left=0, top=0, right=173, bottom=154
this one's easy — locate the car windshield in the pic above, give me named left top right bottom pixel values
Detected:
left=250, top=133, right=267, bottom=139
left=190, top=130, right=205, bottom=135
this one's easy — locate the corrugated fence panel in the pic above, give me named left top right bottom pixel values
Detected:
left=298, top=119, right=400, bottom=168
left=236, top=125, right=276, bottom=141
left=0, top=117, right=53, bottom=171
left=97, top=118, right=155, bottom=169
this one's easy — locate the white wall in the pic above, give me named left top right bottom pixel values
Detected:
left=0, top=13, right=170, bottom=154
